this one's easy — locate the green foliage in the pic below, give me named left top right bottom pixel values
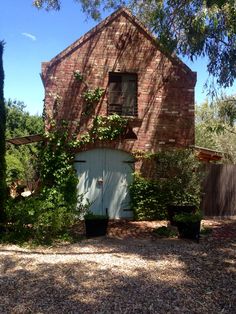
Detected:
left=195, top=96, right=236, bottom=163
left=71, top=114, right=128, bottom=147
left=5, top=154, right=24, bottom=185
left=3, top=196, right=77, bottom=244
left=155, top=150, right=202, bottom=206
left=130, top=150, right=202, bottom=221
left=6, top=100, right=43, bottom=138
left=217, top=96, right=236, bottom=127
left=73, top=70, right=83, bottom=81
left=153, top=226, right=177, bottom=238
left=5, top=99, right=44, bottom=187
left=2, top=124, right=82, bottom=244
left=173, top=211, right=203, bottom=223
left=33, top=0, right=61, bottom=10
left=40, top=125, right=78, bottom=207
left=0, top=40, right=6, bottom=219
left=83, top=87, right=104, bottom=105
left=129, top=174, right=168, bottom=220
left=195, top=101, right=218, bottom=149
left=72, top=70, right=103, bottom=114
left=92, top=114, right=127, bottom=140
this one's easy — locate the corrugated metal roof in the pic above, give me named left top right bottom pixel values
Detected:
left=7, top=134, right=44, bottom=145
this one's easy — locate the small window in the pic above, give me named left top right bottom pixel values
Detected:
left=108, top=73, right=137, bottom=116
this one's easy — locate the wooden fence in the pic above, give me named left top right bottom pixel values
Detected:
left=201, top=164, right=236, bottom=218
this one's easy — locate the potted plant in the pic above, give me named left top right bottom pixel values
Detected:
left=173, top=211, right=203, bottom=242
left=84, top=211, right=109, bottom=237
left=167, top=204, right=197, bottom=226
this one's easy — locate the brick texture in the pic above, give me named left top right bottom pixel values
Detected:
left=42, top=8, right=196, bottom=161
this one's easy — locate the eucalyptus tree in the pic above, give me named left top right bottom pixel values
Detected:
left=195, top=95, right=236, bottom=163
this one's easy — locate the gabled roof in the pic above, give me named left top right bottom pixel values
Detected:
left=42, top=7, right=194, bottom=78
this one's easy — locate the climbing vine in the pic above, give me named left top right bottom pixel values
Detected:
left=82, top=87, right=104, bottom=105
left=73, top=69, right=104, bottom=106
left=71, top=114, right=128, bottom=148
left=73, top=70, right=83, bottom=81
left=40, top=114, right=128, bottom=212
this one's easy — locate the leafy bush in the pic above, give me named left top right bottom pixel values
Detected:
left=1, top=124, right=84, bottom=244
left=130, top=149, right=203, bottom=221
left=155, top=149, right=202, bottom=206
left=130, top=174, right=169, bottom=220
left=3, top=194, right=78, bottom=244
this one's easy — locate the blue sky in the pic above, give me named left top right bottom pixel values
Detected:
left=0, top=0, right=235, bottom=115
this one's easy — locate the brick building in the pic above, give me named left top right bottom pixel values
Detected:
left=41, top=7, right=197, bottom=218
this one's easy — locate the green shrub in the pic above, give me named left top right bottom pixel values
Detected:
left=155, top=149, right=202, bottom=207
left=2, top=125, right=83, bottom=244
left=3, top=194, right=78, bottom=244
left=130, top=149, right=203, bottom=221
left=129, top=174, right=169, bottom=220
left=153, top=226, right=177, bottom=237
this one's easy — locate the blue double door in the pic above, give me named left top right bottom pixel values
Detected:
left=74, top=148, right=134, bottom=219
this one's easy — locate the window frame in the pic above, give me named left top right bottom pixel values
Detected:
left=108, top=72, right=138, bottom=117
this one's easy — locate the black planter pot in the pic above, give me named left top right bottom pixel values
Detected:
left=167, top=205, right=196, bottom=226
left=85, top=218, right=108, bottom=237
left=177, top=220, right=201, bottom=243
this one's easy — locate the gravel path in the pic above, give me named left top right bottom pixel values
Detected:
left=0, top=224, right=235, bottom=313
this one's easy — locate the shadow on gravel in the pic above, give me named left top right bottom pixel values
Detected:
left=0, top=235, right=235, bottom=313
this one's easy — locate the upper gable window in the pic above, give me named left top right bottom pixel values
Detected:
left=108, top=73, right=137, bottom=117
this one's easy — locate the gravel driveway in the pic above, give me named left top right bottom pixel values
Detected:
left=0, top=226, right=235, bottom=313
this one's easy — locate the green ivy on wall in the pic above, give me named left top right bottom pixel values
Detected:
left=73, top=70, right=83, bottom=81
left=73, top=70, right=104, bottom=116
left=70, top=114, right=128, bottom=148
left=82, top=88, right=104, bottom=105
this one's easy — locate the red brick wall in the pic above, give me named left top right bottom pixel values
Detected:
left=42, top=11, right=196, bottom=155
